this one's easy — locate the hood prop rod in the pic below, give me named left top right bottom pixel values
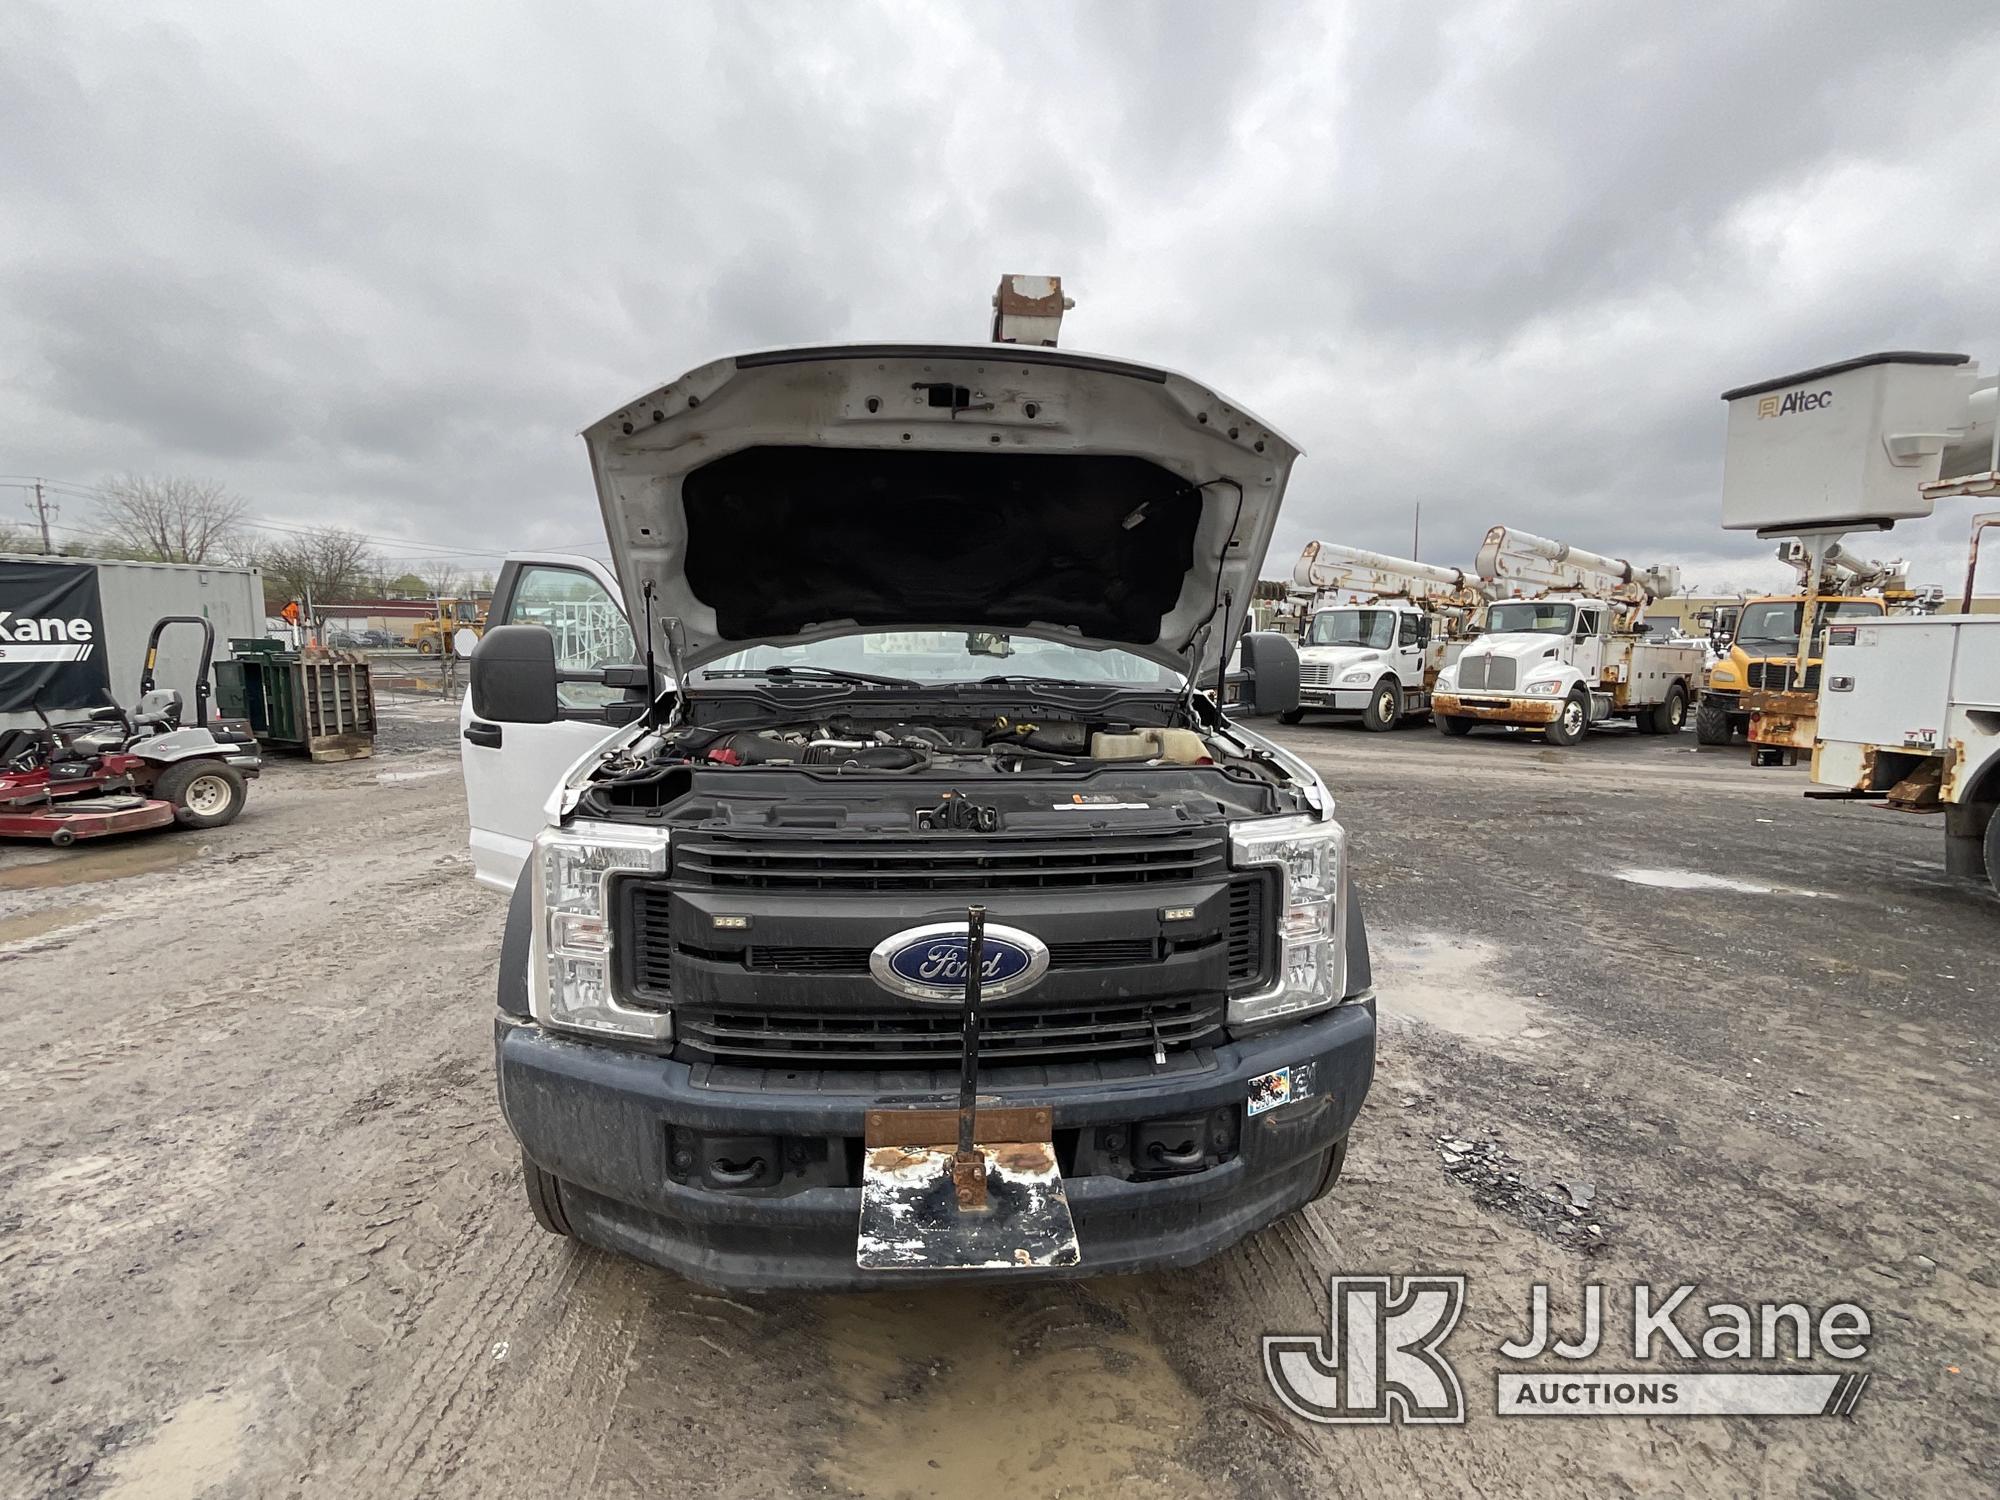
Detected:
left=952, top=904, right=990, bottom=1212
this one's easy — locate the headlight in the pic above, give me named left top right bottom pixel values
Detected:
left=1340, top=668, right=1375, bottom=683
left=1709, top=665, right=1739, bottom=688
left=531, top=821, right=670, bottom=1042
left=1227, top=814, right=1350, bottom=1029
left=1523, top=678, right=1564, bottom=696
left=1435, top=669, right=1456, bottom=690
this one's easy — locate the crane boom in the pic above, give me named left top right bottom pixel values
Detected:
left=1293, top=542, right=1484, bottom=603
left=1475, top=526, right=1680, bottom=604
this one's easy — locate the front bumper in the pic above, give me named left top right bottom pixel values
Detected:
left=496, top=1001, right=1376, bottom=1290
left=1432, top=692, right=1564, bottom=726
left=1298, top=686, right=1373, bottom=710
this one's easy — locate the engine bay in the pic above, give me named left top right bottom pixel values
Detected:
left=575, top=700, right=1309, bottom=826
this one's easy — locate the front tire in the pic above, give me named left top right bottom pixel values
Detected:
left=1436, top=714, right=1474, bottom=737
left=1361, top=680, right=1403, bottom=732
left=1695, top=697, right=1733, bottom=746
left=154, top=760, right=247, bottom=828
left=523, top=1154, right=574, bottom=1236
left=1985, top=809, right=2000, bottom=903
left=1543, top=690, right=1588, bottom=747
left=1277, top=709, right=1306, bottom=726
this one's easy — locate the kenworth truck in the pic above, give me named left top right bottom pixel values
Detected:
left=459, top=330, right=1377, bottom=1289
left=1283, top=542, right=1487, bottom=730
left=1431, top=527, right=1703, bottom=744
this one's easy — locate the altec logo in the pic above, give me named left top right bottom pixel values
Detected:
left=1757, top=388, right=1833, bottom=419
left=0, top=610, right=96, bottom=662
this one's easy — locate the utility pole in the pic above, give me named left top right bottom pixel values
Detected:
left=1412, top=501, right=1421, bottom=562
left=28, top=480, right=54, bottom=554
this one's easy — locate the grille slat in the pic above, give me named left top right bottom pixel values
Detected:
left=672, top=832, right=1226, bottom=892
left=736, top=937, right=1160, bottom=973
left=676, top=997, right=1223, bottom=1067
left=1226, top=876, right=1267, bottom=986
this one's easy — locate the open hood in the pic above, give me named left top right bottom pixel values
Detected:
left=581, top=345, right=1300, bottom=683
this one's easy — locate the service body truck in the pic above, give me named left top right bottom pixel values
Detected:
left=1283, top=542, right=1483, bottom=730
left=461, top=338, right=1377, bottom=1289
left=1431, top=527, right=1703, bottom=744
left=1808, top=613, right=2000, bottom=897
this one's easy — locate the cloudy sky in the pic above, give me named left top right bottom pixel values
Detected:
left=4, top=1, right=1996, bottom=596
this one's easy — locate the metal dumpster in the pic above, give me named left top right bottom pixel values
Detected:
left=214, top=639, right=377, bottom=761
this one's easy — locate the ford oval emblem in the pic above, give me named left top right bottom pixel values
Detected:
left=868, top=921, right=1050, bottom=1004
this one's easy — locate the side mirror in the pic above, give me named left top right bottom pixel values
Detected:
left=470, top=625, right=559, bottom=723
left=1236, top=632, right=1301, bottom=717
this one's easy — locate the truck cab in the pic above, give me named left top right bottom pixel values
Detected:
left=1286, top=601, right=1434, bottom=729
left=458, top=342, right=1376, bottom=1290
left=1697, top=593, right=1887, bottom=745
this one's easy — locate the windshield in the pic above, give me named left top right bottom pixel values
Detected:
left=1485, top=602, right=1575, bottom=635
left=691, top=631, right=1184, bottom=689
left=1307, top=609, right=1395, bottom=649
left=1736, top=599, right=1884, bottom=651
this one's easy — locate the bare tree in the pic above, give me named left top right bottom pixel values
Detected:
left=251, top=527, right=381, bottom=611
left=424, top=561, right=465, bottom=598
left=96, top=474, right=248, bottom=563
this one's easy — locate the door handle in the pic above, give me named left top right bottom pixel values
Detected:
left=463, top=720, right=503, bottom=749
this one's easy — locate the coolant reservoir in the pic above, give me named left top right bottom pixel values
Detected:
left=1090, top=728, right=1210, bottom=764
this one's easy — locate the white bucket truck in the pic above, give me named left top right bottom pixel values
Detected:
left=1431, top=527, right=1704, bottom=745
left=1284, top=542, right=1486, bottom=730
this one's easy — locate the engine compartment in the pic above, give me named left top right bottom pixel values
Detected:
left=575, top=699, right=1308, bottom=827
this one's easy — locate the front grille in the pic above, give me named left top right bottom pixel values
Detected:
left=737, top=937, right=1162, bottom=973
left=675, top=996, right=1224, bottom=1067
left=1747, top=661, right=1820, bottom=692
left=1459, top=653, right=1517, bottom=692
left=1299, top=663, right=1337, bottom=688
left=671, top=832, right=1227, bottom=892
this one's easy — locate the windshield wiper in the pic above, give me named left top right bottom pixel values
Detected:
left=698, top=665, right=923, bottom=688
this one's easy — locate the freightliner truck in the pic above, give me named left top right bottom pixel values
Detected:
left=458, top=285, right=1377, bottom=1288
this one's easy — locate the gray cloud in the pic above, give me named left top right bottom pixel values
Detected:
left=1, top=0, right=1995, bottom=593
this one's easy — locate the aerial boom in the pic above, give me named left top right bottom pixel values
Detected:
left=1476, top=526, right=1680, bottom=605
left=1293, top=542, right=1485, bottom=605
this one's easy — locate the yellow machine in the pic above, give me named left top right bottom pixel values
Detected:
left=407, top=597, right=488, bottom=656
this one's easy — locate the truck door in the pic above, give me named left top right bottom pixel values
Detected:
left=460, top=555, right=639, bottom=891
left=1571, top=607, right=1606, bottom=685
left=1397, top=611, right=1427, bottom=696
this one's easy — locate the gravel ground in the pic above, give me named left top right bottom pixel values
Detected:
left=0, top=699, right=1993, bottom=1498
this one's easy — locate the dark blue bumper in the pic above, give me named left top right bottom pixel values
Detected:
left=496, top=1001, right=1376, bottom=1291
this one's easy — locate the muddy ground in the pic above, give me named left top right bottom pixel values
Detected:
left=1, top=697, right=1994, bottom=1499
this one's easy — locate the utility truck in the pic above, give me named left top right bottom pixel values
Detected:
left=1430, top=527, right=1704, bottom=745
left=1714, top=350, right=1995, bottom=768
left=458, top=279, right=1376, bottom=1289
left=1284, top=542, right=1487, bottom=730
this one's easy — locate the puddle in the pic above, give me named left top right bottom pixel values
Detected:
left=1613, top=867, right=1825, bottom=898
left=0, top=839, right=199, bottom=892
left=817, top=1284, right=1207, bottom=1498
left=1373, top=931, right=1545, bottom=1042
left=0, top=903, right=104, bottom=945
left=98, top=1387, right=253, bottom=1500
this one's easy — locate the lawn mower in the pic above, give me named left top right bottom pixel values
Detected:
left=0, top=616, right=264, bottom=847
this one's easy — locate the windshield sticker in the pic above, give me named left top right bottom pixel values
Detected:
left=1055, top=795, right=1148, bottom=810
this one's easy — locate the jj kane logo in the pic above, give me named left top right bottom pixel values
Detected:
left=1757, top=387, right=1833, bottom=419
left=1265, top=1277, right=1872, bottom=1424
left=0, top=609, right=95, bottom=662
